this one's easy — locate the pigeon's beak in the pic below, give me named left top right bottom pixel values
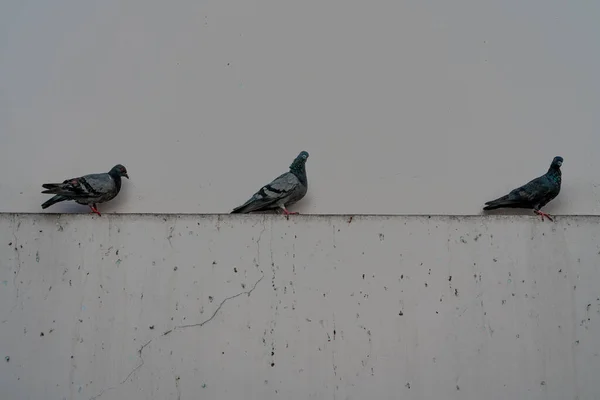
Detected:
left=124, top=173, right=129, bottom=179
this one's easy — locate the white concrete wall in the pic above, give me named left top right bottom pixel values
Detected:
left=1, top=214, right=599, bottom=399
left=2, top=0, right=600, bottom=214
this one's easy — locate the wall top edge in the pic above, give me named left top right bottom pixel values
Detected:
left=1, top=213, right=599, bottom=220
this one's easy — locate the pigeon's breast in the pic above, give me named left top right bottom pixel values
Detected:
left=286, top=178, right=308, bottom=205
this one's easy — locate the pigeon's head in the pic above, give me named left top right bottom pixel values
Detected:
left=551, top=156, right=563, bottom=169
left=290, top=151, right=309, bottom=171
left=111, top=164, right=129, bottom=179
left=297, top=151, right=309, bottom=161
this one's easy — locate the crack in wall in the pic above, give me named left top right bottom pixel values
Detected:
left=167, top=225, right=175, bottom=248
left=265, top=219, right=280, bottom=368
left=164, top=274, right=264, bottom=335
left=90, top=339, right=154, bottom=400
left=121, top=340, right=153, bottom=384
left=175, top=374, right=181, bottom=400
left=11, top=216, right=21, bottom=310
left=89, top=340, right=152, bottom=400
left=87, top=266, right=264, bottom=399
left=269, top=219, right=275, bottom=291
left=255, top=216, right=267, bottom=267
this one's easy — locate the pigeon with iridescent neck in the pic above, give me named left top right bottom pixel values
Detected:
left=231, top=151, right=309, bottom=215
left=483, top=156, right=563, bottom=221
left=41, top=164, right=129, bottom=216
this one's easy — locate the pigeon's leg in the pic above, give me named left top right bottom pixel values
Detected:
left=279, top=205, right=299, bottom=216
left=89, top=204, right=102, bottom=216
left=534, top=209, right=553, bottom=222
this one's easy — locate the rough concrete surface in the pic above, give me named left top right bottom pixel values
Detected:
left=0, top=214, right=599, bottom=399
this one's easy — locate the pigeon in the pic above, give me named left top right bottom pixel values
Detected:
left=41, top=164, right=129, bottom=216
left=231, top=151, right=309, bottom=215
left=483, top=156, right=563, bottom=221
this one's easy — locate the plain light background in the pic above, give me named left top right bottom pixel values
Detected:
left=1, top=0, right=599, bottom=214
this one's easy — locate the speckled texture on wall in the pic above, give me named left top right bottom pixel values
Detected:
left=0, top=214, right=599, bottom=399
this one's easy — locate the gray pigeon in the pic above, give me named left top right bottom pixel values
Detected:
left=41, top=164, right=129, bottom=216
left=231, top=151, right=309, bottom=215
left=483, top=156, right=563, bottom=221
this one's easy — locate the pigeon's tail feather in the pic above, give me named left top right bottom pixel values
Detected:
left=41, top=184, right=85, bottom=197
left=231, top=197, right=275, bottom=214
left=483, top=195, right=521, bottom=210
left=41, top=183, right=63, bottom=194
left=231, top=202, right=255, bottom=214
left=41, top=195, right=68, bottom=209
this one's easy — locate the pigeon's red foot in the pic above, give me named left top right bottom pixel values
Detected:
left=283, top=209, right=299, bottom=216
left=90, top=205, right=102, bottom=216
left=534, top=210, right=553, bottom=222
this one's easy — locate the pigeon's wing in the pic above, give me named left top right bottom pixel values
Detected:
left=231, top=172, right=301, bottom=213
left=82, top=173, right=118, bottom=197
left=508, top=175, right=553, bottom=204
left=484, top=175, right=552, bottom=210
left=42, top=173, right=114, bottom=199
